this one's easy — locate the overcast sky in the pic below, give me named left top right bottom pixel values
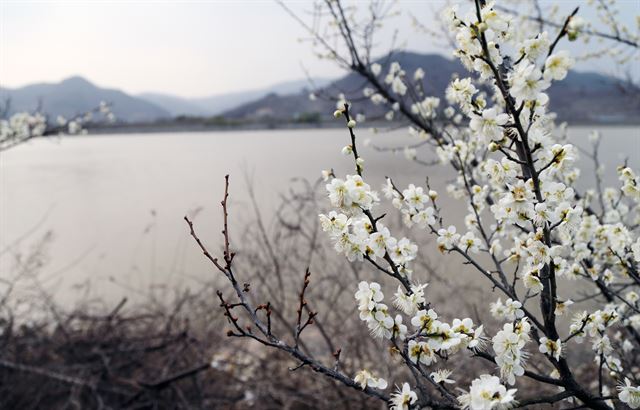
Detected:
left=1, top=1, right=638, bottom=98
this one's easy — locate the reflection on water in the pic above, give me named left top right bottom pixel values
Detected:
left=0, top=126, right=638, bottom=304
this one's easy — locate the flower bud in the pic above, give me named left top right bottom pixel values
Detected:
left=477, top=22, right=488, bottom=32
left=342, top=145, right=353, bottom=156
left=333, top=109, right=343, bottom=118
left=347, top=119, right=356, bottom=128
left=488, top=142, right=500, bottom=152
left=428, top=190, right=438, bottom=200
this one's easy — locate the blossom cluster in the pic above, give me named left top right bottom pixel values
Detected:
left=492, top=319, right=531, bottom=385
left=0, top=112, right=47, bottom=145
left=457, top=375, right=517, bottom=410
left=320, top=174, right=420, bottom=274
left=354, top=281, right=406, bottom=340
left=0, top=101, right=114, bottom=150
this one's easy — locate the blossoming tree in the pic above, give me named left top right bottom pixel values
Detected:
left=0, top=101, right=114, bottom=152
left=188, top=1, right=639, bottom=408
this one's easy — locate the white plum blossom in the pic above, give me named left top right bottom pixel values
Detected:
left=539, top=337, right=562, bottom=361
left=368, top=226, right=394, bottom=258
left=335, top=94, right=348, bottom=110
left=481, top=3, right=509, bottom=32
left=469, top=107, right=509, bottom=143
left=411, top=97, right=440, bottom=119
left=522, top=32, right=550, bottom=61
left=544, top=51, right=574, bottom=81
left=325, top=174, right=379, bottom=214
left=402, top=184, right=429, bottom=210
left=390, top=237, right=418, bottom=265
left=354, top=281, right=395, bottom=339
left=370, top=63, right=381, bottom=76
left=458, top=374, right=517, bottom=410
left=490, top=298, right=524, bottom=321
left=618, top=378, right=640, bottom=409
left=567, top=16, right=586, bottom=39
left=392, top=314, right=408, bottom=340
left=391, top=77, right=407, bottom=96
left=452, top=317, right=483, bottom=349
left=619, top=166, right=640, bottom=200
left=393, top=283, right=427, bottom=315
left=0, top=112, right=47, bottom=144
left=385, top=62, right=408, bottom=96
left=390, top=383, right=417, bottom=410
left=411, top=208, right=436, bottom=228
left=354, top=369, right=388, bottom=390
left=437, top=225, right=460, bottom=251
left=446, top=77, right=477, bottom=113
left=492, top=319, right=530, bottom=385
left=411, top=309, right=438, bottom=331
left=355, top=281, right=384, bottom=313
left=408, top=339, right=436, bottom=365
left=554, top=299, right=573, bottom=316
left=319, top=211, right=350, bottom=237
left=431, top=369, right=455, bottom=384
left=460, top=231, right=481, bottom=254
left=508, top=60, right=550, bottom=104
left=429, top=321, right=463, bottom=352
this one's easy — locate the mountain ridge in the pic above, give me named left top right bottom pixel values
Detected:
left=139, top=78, right=332, bottom=116
left=221, top=51, right=639, bottom=124
left=0, top=77, right=170, bottom=122
left=1, top=53, right=637, bottom=125
left=0, top=76, right=333, bottom=122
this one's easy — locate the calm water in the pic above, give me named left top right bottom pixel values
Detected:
left=0, top=126, right=638, bottom=304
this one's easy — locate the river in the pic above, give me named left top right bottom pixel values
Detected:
left=0, top=126, right=638, bottom=305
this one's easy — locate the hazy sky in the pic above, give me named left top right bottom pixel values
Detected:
left=1, top=1, right=638, bottom=98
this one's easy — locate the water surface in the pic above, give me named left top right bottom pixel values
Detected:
left=1, top=126, right=637, bottom=304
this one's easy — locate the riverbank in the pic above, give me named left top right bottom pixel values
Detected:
left=86, top=118, right=640, bottom=135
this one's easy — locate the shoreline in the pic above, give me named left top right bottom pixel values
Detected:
left=86, top=120, right=640, bottom=136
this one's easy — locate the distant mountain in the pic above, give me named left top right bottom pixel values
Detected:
left=0, top=76, right=170, bottom=122
left=5, top=59, right=635, bottom=126
left=137, top=92, right=208, bottom=117
left=221, top=52, right=640, bottom=124
left=139, top=78, right=332, bottom=116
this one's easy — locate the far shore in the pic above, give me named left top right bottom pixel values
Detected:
left=85, top=118, right=640, bottom=136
